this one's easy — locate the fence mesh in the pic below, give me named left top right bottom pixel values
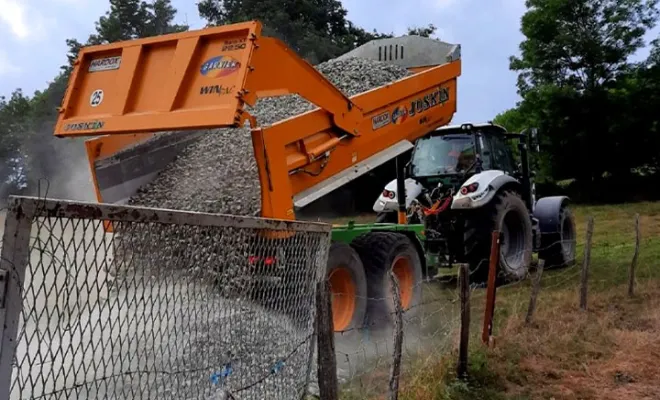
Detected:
left=0, top=196, right=331, bottom=400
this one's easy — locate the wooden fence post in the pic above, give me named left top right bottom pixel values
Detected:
left=388, top=272, right=404, bottom=400
left=482, top=231, right=500, bottom=345
left=580, top=217, right=594, bottom=311
left=525, top=260, right=544, bottom=325
left=316, top=280, right=338, bottom=400
left=457, top=263, right=470, bottom=378
left=628, top=213, right=640, bottom=297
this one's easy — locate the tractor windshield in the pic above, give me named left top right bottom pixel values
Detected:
left=411, top=134, right=476, bottom=176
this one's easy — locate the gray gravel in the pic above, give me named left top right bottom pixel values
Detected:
left=127, top=57, right=411, bottom=216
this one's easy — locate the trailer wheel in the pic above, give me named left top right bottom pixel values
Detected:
left=326, top=242, right=368, bottom=332
left=464, top=189, right=533, bottom=282
left=352, top=232, right=423, bottom=328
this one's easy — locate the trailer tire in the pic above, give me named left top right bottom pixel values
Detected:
left=326, top=242, right=368, bottom=333
left=352, top=232, right=423, bottom=329
left=464, top=189, right=533, bottom=282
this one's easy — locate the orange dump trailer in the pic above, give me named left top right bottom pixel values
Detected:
left=54, top=20, right=462, bottom=331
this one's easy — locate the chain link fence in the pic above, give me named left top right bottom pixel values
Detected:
left=0, top=196, right=331, bottom=400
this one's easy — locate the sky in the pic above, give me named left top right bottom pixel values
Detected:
left=0, top=0, right=658, bottom=124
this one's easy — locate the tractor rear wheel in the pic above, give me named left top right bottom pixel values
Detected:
left=464, top=190, right=533, bottom=282
left=326, top=242, right=368, bottom=332
left=352, top=232, right=423, bottom=329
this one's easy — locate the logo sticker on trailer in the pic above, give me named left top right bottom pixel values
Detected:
left=222, top=39, right=247, bottom=51
left=391, top=106, right=408, bottom=125
left=371, top=111, right=390, bottom=130
left=408, top=86, right=450, bottom=117
left=89, top=56, right=121, bottom=72
left=64, top=120, right=105, bottom=131
left=90, top=89, right=104, bottom=107
left=200, top=56, right=241, bottom=78
left=199, top=85, right=235, bottom=95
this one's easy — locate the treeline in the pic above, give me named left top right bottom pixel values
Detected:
left=494, top=0, right=660, bottom=203
left=0, top=0, right=434, bottom=202
left=5, top=0, right=657, bottom=205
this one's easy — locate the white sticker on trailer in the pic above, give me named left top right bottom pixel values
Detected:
left=89, top=56, right=122, bottom=72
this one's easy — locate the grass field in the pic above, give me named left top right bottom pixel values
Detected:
left=340, top=202, right=660, bottom=400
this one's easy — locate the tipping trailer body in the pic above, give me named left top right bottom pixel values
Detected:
left=54, top=20, right=461, bottom=221
left=53, top=19, right=462, bottom=333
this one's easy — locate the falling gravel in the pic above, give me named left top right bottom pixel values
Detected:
left=107, top=57, right=412, bottom=400
left=127, top=57, right=412, bottom=216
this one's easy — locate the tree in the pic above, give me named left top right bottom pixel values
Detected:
left=0, top=0, right=190, bottom=201
left=493, top=107, right=528, bottom=133
left=64, top=0, right=188, bottom=71
left=508, top=0, right=660, bottom=190
left=511, top=0, right=659, bottom=94
left=0, top=90, right=32, bottom=195
left=407, top=24, right=437, bottom=38
left=197, top=0, right=393, bottom=63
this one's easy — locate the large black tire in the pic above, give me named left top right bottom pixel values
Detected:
left=540, top=205, right=577, bottom=268
left=352, top=232, right=424, bottom=329
left=326, top=242, right=368, bottom=333
left=464, top=190, right=533, bottom=282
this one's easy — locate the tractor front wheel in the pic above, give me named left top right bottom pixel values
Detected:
left=326, top=242, right=368, bottom=332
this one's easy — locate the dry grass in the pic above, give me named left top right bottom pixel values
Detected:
left=337, top=201, right=660, bottom=399
left=491, top=282, right=660, bottom=400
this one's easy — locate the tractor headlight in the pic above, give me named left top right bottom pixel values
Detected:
left=459, top=182, right=479, bottom=195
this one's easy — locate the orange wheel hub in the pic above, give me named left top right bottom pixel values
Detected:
left=392, top=256, right=414, bottom=309
left=328, top=267, right=356, bottom=331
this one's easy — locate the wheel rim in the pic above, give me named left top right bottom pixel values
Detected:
left=561, top=216, right=576, bottom=257
left=328, top=267, right=356, bottom=331
left=392, top=256, right=414, bottom=310
left=499, top=210, right=526, bottom=272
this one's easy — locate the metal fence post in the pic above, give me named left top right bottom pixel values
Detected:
left=0, top=198, right=33, bottom=400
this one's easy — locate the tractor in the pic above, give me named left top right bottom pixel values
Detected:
left=373, top=122, right=577, bottom=281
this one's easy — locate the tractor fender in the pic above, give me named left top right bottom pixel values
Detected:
left=451, top=170, right=520, bottom=210
left=372, top=178, right=424, bottom=213
left=533, top=196, right=570, bottom=234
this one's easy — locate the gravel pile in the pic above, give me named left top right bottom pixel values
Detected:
left=110, top=299, right=314, bottom=400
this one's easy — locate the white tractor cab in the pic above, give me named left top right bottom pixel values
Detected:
left=373, top=122, right=576, bottom=281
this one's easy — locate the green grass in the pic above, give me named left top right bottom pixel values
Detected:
left=336, top=201, right=660, bottom=400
